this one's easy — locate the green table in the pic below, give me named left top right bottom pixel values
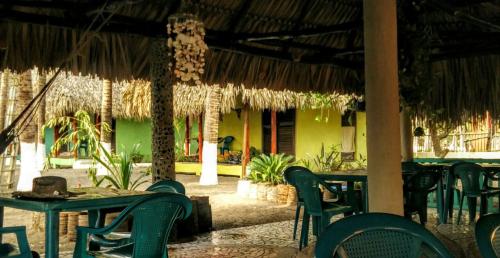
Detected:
left=318, top=170, right=368, bottom=213
left=0, top=187, right=152, bottom=258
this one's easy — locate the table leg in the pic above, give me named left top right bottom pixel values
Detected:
left=45, top=210, right=60, bottom=258
left=362, top=181, right=368, bottom=213
left=443, top=171, right=453, bottom=224
left=436, top=178, right=444, bottom=224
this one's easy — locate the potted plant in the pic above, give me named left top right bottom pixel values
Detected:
left=248, top=153, right=293, bottom=202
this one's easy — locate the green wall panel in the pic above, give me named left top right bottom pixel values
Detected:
left=218, top=110, right=263, bottom=152
left=356, top=112, right=367, bottom=160
left=116, top=119, right=152, bottom=162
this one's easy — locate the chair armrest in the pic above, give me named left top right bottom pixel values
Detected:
left=0, top=226, right=32, bottom=258
left=0, top=226, right=26, bottom=234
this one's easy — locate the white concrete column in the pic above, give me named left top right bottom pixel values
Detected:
left=364, top=0, right=404, bottom=215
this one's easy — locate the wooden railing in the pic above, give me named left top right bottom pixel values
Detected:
left=414, top=133, right=500, bottom=153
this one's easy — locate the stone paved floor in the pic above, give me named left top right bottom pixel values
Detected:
left=54, top=212, right=481, bottom=258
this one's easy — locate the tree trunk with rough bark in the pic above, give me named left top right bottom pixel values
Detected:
left=97, top=79, right=112, bottom=175
left=150, top=39, right=175, bottom=181
left=200, top=85, right=221, bottom=185
left=17, top=70, right=40, bottom=190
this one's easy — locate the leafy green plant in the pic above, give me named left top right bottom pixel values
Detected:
left=249, top=153, right=294, bottom=185
left=308, top=143, right=343, bottom=172
left=87, top=165, right=104, bottom=187
left=93, top=143, right=148, bottom=190
left=44, top=110, right=110, bottom=157
left=340, top=154, right=367, bottom=170
left=129, top=148, right=144, bottom=163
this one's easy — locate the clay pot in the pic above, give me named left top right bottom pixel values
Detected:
left=277, top=184, right=289, bottom=204
left=105, top=212, right=130, bottom=232
left=78, top=212, right=89, bottom=227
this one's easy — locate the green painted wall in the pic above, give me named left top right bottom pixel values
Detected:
left=218, top=110, right=262, bottom=152
left=116, top=119, right=152, bottom=162
left=44, top=127, right=54, bottom=155
left=295, top=109, right=343, bottom=161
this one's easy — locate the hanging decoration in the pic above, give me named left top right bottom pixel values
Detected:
left=167, top=14, right=207, bottom=86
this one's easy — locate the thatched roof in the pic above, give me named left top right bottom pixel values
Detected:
left=44, top=74, right=355, bottom=120
left=0, top=0, right=499, bottom=124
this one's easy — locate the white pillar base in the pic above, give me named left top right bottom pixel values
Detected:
left=35, top=143, right=46, bottom=173
left=200, top=141, right=218, bottom=185
left=97, top=142, right=111, bottom=176
left=17, top=142, right=41, bottom=191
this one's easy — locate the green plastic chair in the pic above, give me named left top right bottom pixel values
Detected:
left=451, top=162, right=500, bottom=224
left=475, top=213, right=500, bottom=258
left=315, top=213, right=453, bottom=258
left=287, top=166, right=353, bottom=249
left=482, top=168, right=500, bottom=213
left=401, top=162, right=440, bottom=225
left=0, top=226, right=38, bottom=258
left=283, top=167, right=305, bottom=243
left=74, top=192, right=192, bottom=258
left=146, top=180, right=186, bottom=194
left=90, top=180, right=186, bottom=250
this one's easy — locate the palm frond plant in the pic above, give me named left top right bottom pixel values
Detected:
left=43, top=110, right=111, bottom=157
left=249, top=153, right=294, bottom=185
left=93, top=143, right=148, bottom=190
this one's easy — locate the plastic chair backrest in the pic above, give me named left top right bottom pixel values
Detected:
left=404, top=171, right=439, bottom=192
left=401, top=161, right=425, bottom=174
left=315, top=213, right=453, bottom=258
left=124, top=192, right=192, bottom=258
left=475, top=213, right=500, bottom=258
left=223, top=136, right=235, bottom=144
left=146, top=180, right=186, bottom=195
left=285, top=166, right=325, bottom=216
left=451, top=162, right=484, bottom=195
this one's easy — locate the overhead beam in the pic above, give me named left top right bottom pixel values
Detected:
left=426, top=0, right=500, bottom=31
left=227, top=21, right=362, bottom=42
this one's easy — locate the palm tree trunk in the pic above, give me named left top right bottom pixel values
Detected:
left=98, top=79, right=112, bottom=175
left=200, top=85, right=221, bottom=185
left=35, top=72, right=46, bottom=172
left=0, top=70, right=10, bottom=130
left=17, top=70, right=40, bottom=190
left=150, top=39, right=175, bottom=181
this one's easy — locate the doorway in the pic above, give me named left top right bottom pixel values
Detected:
left=262, top=109, right=296, bottom=156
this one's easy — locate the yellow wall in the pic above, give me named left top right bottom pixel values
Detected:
left=356, top=112, right=367, bottom=160
left=295, top=109, right=343, bottom=161
left=218, top=110, right=262, bottom=152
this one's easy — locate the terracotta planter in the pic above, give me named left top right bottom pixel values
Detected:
left=266, top=185, right=278, bottom=202
left=78, top=212, right=89, bottom=227
left=277, top=184, right=289, bottom=204
left=287, top=185, right=298, bottom=205
left=257, top=184, right=268, bottom=200
left=248, top=183, right=258, bottom=199
left=105, top=212, right=130, bottom=232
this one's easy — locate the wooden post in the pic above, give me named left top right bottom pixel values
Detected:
left=0, top=70, right=10, bottom=130
left=54, top=125, right=60, bottom=157
left=198, top=113, right=203, bottom=163
left=184, top=116, right=190, bottom=156
left=241, top=104, right=250, bottom=178
left=150, top=38, right=176, bottom=181
left=72, top=116, right=78, bottom=159
left=271, top=110, right=277, bottom=154
left=364, top=0, right=404, bottom=215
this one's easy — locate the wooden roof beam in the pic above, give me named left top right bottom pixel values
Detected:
left=209, top=21, right=361, bottom=42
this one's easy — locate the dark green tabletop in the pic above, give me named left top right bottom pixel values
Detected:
left=0, top=187, right=152, bottom=258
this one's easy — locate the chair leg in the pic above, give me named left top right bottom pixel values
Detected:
left=457, top=193, right=465, bottom=225
left=292, top=204, right=301, bottom=240
left=479, top=195, right=487, bottom=217
left=300, top=212, right=310, bottom=250
left=467, top=196, right=477, bottom=224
